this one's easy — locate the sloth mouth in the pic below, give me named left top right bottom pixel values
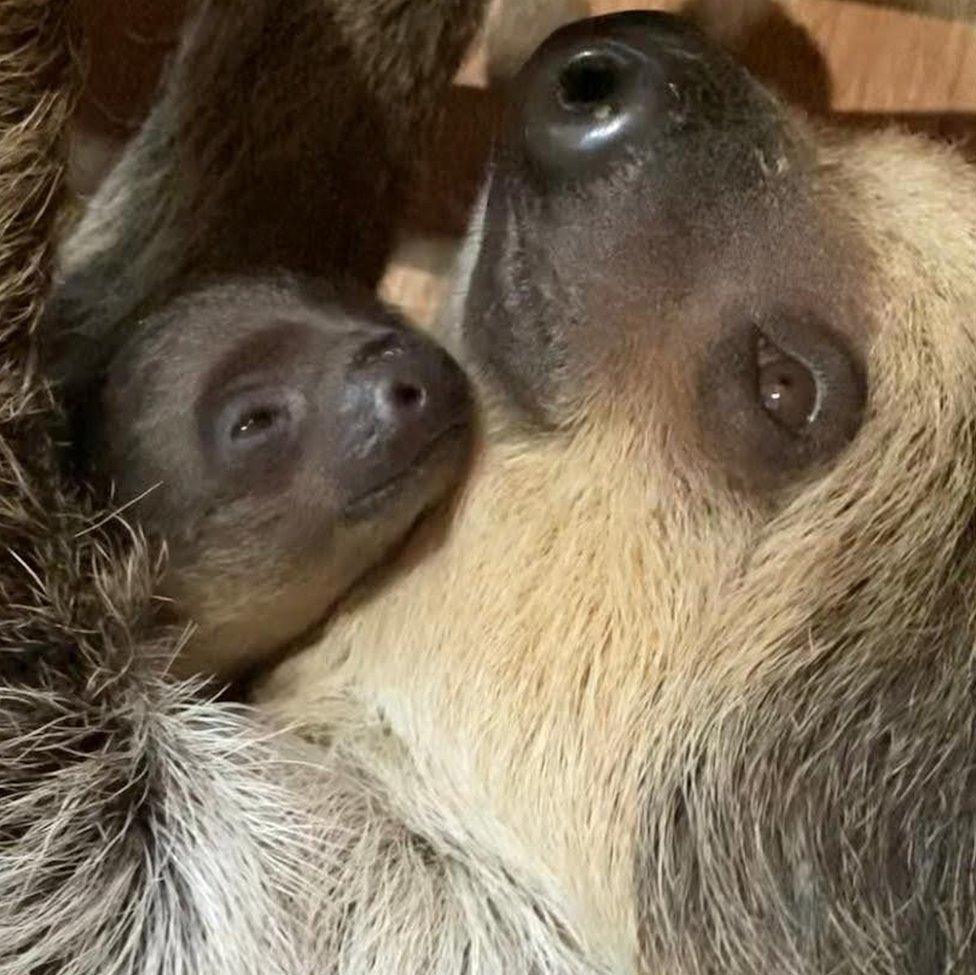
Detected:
left=341, top=422, right=472, bottom=522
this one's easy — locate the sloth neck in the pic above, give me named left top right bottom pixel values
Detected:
left=261, top=406, right=751, bottom=965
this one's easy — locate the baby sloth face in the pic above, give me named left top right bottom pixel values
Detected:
left=94, top=275, right=473, bottom=678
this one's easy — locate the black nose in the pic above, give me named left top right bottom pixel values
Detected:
left=517, top=11, right=728, bottom=183
left=339, top=335, right=472, bottom=503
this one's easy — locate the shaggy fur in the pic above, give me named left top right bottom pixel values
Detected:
left=0, top=8, right=337, bottom=973
left=261, top=33, right=976, bottom=975
left=4, top=1, right=582, bottom=972
left=9, top=2, right=976, bottom=974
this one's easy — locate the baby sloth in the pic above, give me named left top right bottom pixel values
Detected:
left=84, top=274, right=472, bottom=679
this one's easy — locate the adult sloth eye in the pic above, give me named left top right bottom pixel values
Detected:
left=697, top=314, right=866, bottom=492
left=756, top=334, right=818, bottom=432
left=231, top=405, right=285, bottom=441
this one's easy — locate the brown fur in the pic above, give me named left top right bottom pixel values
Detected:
left=44, top=0, right=498, bottom=679
left=9, top=1, right=976, bottom=972
left=44, top=0, right=490, bottom=395
left=1, top=1, right=492, bottom=970
left=259, top=15, right=976, bottom=975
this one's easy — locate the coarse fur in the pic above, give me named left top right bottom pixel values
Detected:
left=9, top=4, right=976, bottom=975
left=1, top=0, right=491, bottom=970
left=0, top=7, right=341, bottom=971
left=260, top=13, right=976, bottom=975
left=0, top=4, right=338, bottom=973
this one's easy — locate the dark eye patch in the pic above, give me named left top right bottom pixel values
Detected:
left=697, top=314, right=866, bottom=493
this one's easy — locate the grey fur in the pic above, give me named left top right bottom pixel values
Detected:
left=14, top=2, right=976, bottom=974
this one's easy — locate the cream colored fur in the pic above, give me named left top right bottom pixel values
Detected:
left=260, top=122, right=976, bottom=970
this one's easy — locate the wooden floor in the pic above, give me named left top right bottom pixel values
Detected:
left=600, top=0, right=976, bottom=112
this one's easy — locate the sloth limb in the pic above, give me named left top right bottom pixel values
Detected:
left=45, top=0, right=492, bottom=396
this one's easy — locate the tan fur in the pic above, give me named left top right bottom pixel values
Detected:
left=261, top=122, right=976, bottom=972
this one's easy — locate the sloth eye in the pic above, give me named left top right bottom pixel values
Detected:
left=212, top=386, right=304, bottom=460
left=697, top=315, right=866, bottom=493
left=756, top=335, right=819, bottom=432
left=230, top=406, right=285, bottom=441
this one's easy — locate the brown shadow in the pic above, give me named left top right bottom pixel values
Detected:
left=74, top=0, right=187, bottom=139
left=735, top=2, right=833, bottom=116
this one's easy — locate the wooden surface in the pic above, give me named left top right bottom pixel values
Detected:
left=774, top=0, right=976, bottom=111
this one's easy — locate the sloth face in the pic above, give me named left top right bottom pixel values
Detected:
left=97, top=275, right=472, bottom=678
left=465, top=10, right=872, bottom=496
left=264, top=12, right=976, bottom=969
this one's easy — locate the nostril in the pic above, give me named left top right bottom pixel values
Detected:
left=390, top=381, right=427, bottom=412
left=557, top=52, right=622, bottom=113
left=520, top=37, right=650, bottom=181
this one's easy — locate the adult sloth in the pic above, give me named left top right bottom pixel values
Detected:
left=262, top=10, right=976, bottom=975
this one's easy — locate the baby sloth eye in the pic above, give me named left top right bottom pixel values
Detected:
left=756, top=334, right=819, bottom=433
left=212, top=386, right=305, bottom=461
